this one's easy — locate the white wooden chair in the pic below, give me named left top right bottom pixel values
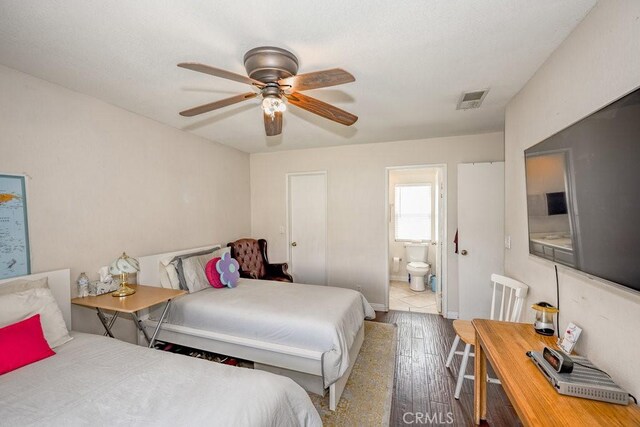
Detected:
left=445, top=274, right=529, bottom=399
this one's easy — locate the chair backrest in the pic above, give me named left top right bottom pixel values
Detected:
left=489, top=274, right=529, bottom=322
left=227, top=238, right=266, bottom=279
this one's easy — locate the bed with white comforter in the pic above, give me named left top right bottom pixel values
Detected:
left=151, top=278, right=376, bottom=386
left=0, top=332, right=321, bottom=427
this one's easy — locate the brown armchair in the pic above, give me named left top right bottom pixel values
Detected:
left=227, top=238, right=293, bottom=282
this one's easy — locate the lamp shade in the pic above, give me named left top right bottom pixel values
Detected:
left=109, top=252, right=140, bottom=275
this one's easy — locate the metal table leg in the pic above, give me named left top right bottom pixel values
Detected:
left=148, top=300, right=172, bottom=348
left=130, top=311, right=152, bottom=346
left=130, top=300, right=172, bottom=348
left=104, top=311, right=119, bottom=337
left=96, top=300, right=173, bottom=348
left=96, top=308, right=116, bottom=338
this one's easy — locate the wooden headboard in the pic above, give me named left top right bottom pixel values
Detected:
left=0, top=269, right=72, bottom=329
left=138, top=246, right=217, bottom=287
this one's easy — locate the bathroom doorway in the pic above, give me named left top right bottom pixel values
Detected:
left=385, top=165, right=447, bottom=314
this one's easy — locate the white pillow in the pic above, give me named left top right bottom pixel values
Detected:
left=159, top=263, right=180, bottom=290
left=0, top=287, right=72, bottom=348
left=181, top=252, right=215, bottom=293
left=158, top=264, right=171, bottom=289
left=0, top=276, right=48, bottom=296
left=212, top=246, right=231, bottom=258
left=159, top=256, right=181, bottom=290
left=162, top=246, right=227, bottom=291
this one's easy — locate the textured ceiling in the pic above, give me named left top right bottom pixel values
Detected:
left=0, top=1, right=595, bottom=153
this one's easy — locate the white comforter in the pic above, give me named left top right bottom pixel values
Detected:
left=158, top=278, right=376, bottom=386
left=0, top=332, right=321, bottom=427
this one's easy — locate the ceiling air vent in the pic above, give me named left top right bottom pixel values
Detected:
left=457, top=89, right=489, bottom=110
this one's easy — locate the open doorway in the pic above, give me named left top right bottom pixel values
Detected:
left=385, top=165, right=447, bottom=314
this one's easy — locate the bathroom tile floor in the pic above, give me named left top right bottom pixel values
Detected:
left=389, top=280, right=438, bottom=314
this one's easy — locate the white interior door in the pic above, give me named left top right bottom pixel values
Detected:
left=457, top=162, right=504, bottom=320
left=435, top=169, right=444, bottom=314
left=288, top=172, right=327, bottom=285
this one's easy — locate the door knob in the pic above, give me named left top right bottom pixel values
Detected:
left=291, top=242, right=297, bottom=247
left=460, top=249, right=468, bottom=256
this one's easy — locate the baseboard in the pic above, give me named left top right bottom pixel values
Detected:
left=446, top=311, right=459, bottom=319
left=370, top=303, right=388, bottom=312
left=390, top=275, right=408, bottom=282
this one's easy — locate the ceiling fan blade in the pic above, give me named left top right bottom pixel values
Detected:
left=178, top=63, right=264, bottom=87
left=264, top=111, right=283, bottom=136
left=279, top=68, right=355, bottom=91
left=179, top=92, right=257, bottom=117
left=285, top=92, right=358, bottom=126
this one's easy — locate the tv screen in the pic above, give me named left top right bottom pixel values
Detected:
left=524, top=87, right=640, bottom=293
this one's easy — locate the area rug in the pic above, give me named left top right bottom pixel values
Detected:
left=308, top=321, right=397, bottom=427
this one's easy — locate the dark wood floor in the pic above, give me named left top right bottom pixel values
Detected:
left=372, top=310, right=520, bottom=427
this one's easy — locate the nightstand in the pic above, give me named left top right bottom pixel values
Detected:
left=71, top=284, right=186, bottom=348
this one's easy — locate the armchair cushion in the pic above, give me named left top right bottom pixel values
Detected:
left=227, top=238, right=293, bottom=283
left=264, top=263, right=293, bottom=282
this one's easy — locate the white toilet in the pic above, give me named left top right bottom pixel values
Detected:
left=405, top=243, right=430, bottom=292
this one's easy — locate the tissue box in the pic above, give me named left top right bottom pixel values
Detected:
left=89, top=280, right=120, bottom=296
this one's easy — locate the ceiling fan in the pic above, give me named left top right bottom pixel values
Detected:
left=178, top=46, right=358, bottom=136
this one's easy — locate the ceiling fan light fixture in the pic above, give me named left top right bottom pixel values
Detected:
left=178, top=47, right=358, bottom=135
left=262, top=95, right=286, bottom=119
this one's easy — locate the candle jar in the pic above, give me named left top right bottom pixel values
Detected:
left=531, top=302, right=559, bottom=336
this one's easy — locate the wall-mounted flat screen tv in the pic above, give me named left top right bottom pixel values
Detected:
left=524, top=87, right=640, bottom=293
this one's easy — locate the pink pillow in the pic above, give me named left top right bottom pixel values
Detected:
left=0, top=314, right=55, bottom=375
left=206, top=257, right=225, bottom=288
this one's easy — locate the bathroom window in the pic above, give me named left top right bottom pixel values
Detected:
left=394, top=184, right=432, bottom=241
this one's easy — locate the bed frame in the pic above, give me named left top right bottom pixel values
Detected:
left=0, top=269, right=72, bottom=330
left=138, top=246, right=363, bottom=411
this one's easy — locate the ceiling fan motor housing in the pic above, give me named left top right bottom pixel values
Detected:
left=243, top=46, right=299, bottom=83
left=262, top=84, right=281, bottom=98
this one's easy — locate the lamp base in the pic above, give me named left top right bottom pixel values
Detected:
left=111, top=283, right=136, bottom=297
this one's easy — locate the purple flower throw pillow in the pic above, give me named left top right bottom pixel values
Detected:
left=217, top=252, right=240, bottom=288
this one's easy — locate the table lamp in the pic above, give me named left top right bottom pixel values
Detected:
left=109, top=252, right=139, bottom=297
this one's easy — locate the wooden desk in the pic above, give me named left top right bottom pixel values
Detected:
left=72, top=284, right=186, bottom=347
left=472, top=320, right=640, bottom=426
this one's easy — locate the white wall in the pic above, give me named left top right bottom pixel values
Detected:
left=0, top=65, right=251, bottom=341
left=250, top=132, right=504, bottom=313
left=388, top=168, right=438, bottom=281
left=504, top=0, right=640, bottom=396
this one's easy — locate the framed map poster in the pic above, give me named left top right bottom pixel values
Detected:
left=0, top=174, right=31, bottom=279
